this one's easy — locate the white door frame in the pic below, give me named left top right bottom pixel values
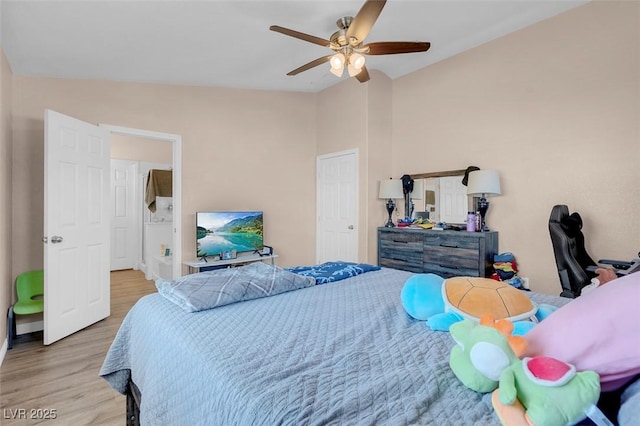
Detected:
left=316, top=148, right=359, bottom=264
left=100, top=124, right=182, bottom=279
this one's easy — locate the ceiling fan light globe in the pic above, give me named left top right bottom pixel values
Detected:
left=350, top=53, right=366, bottom=69
left=347, top=63, right=363, bottom=77
left=330, top=53, right=345, bottom=69
left=330, top=66, right=344, bottom=77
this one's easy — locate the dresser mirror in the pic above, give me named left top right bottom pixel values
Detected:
left=409, top=169, right=474, bottom=224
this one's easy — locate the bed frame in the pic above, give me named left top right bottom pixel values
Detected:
left=122, top=361, right=635, bottom=425
left=126, top=380, right=141, bottom=426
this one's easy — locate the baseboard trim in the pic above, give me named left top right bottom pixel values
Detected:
left=0, top=338, right=7, bottom=366
left=17, top=320, right=44, bottom=335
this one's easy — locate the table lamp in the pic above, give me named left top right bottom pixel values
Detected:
left=466, top=170, right=501, bottom=232
left=379, top=179, right=404, bottom=227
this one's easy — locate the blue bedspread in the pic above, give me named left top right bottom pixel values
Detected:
left=286, top=261, right=381, bottom=284
left=100, top=268, right=568, bottom=425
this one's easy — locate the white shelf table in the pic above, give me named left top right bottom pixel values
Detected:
left=183, top=253, right=278, bottom=274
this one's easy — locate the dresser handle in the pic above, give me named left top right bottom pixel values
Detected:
left=393, top=240, right=408, bottom=243
left=440, top=244, right=458, bottom=248
left=442, top=265, right=458, bottom=269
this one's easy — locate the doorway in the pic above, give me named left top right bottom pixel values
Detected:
left=101, top=124, right=182, bottom=280
left=42, top=112, right=183, bottom=345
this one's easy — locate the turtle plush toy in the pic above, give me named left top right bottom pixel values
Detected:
left=401, top=274, right=556, bottom=334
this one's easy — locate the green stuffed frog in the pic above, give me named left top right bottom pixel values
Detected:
left=449, top=315, right=601, bottom=426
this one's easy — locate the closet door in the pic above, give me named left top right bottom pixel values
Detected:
left=111, top=159, right=137, bottom=270
left=316, top=150, right=358, bottom=263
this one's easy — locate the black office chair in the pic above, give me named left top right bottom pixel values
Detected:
left=548, top=205, right=637, bottom=298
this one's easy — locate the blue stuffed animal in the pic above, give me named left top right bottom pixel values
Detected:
left=400, top=274, right=557, bottom=335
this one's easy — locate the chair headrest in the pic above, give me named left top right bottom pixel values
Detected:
left=549, top=204, right=569, bottom=224
left=561, top=212, right=583, bottom=237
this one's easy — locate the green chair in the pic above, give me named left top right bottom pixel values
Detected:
left=7, top=270, right=44, bottom=349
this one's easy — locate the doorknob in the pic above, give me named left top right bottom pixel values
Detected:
left=51, top=235, right=64, bottom=244
left=348, top=225, right=354, bottom=230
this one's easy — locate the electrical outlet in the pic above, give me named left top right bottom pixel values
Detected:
left=521, top=277, right=530, bottom=290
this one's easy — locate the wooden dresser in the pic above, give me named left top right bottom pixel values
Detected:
left=377, top=227, right=498, bottom=278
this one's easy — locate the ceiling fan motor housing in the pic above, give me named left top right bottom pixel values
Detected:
left=336, top=16, right=354, bottom=31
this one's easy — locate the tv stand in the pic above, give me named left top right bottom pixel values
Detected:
left=184, top=252, right=278, bottom=274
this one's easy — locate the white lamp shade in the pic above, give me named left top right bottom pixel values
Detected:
left=350, top=53, right=365, bottom=69
left=330, top=66, right=344, bottom=77
left=330, top=53, right=345, bottom=69
left=347, top=63, right=362, bottom=77
left=467, top=170, right=501, bottom=197
left=409, top=179, right=424, bottom=200
left=379, top=179, right=404, bottom=199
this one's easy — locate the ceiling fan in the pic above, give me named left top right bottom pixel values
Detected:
left=270, top=0, right=431, bottom=83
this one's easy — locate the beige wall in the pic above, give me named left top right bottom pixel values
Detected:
left=315, top=71, right=394, bottom=264
left=111, top=134, right=172, bottom=163
left=11, top=78, right=318, bottom=281
left=1, top=48, right=14, bottom=349
left=364, top=72, right=394, bottom=263
left=392, top=1, right=639, bottom=294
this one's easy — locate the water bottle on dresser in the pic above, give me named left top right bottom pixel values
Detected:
left=466, top=212, right=476, bottom=232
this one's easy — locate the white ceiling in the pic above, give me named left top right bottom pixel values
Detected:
left=1, top=0, right=587, bottom=93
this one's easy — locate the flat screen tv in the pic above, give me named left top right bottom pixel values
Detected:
left=196, top=211, right=263, bottom=259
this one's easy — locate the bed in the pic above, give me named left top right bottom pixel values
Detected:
left=100, top=265, right=569, bottom=425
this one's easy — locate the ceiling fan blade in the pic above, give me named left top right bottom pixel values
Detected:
left=346, top=0, right=387, bottom=43
left=270, top=25, right=331, bottom=48
left=364, top=41, right=431, bottom=55
left=355, top=66, right=370, bottom=83
left=286, top=55, right=332, bottom=76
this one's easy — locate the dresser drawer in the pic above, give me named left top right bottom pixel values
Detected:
left=423, top=231, right=494, bottom=277
left=379, top=232, right=424, bottom=251
left=378, top=231, right=423, bottom=272
left=424, top=234, right=480, bottom=250
left=379, top=256, right=424, bottom=273
left=423, top=246, right=480, bottom=270
left=422, top=263, right=479, bottom=278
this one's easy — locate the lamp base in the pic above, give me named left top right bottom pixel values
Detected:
left=478, top=197, right=490, bottom=232
left=404, top=193, right=411, bottom=223
left=384, top=199, right=396, bottom=227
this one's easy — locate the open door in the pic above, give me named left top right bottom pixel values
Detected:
left=44, top=110, right=111, bottom=345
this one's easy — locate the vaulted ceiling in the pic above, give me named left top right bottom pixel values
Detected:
left=1, top=1, right=587, bottom=93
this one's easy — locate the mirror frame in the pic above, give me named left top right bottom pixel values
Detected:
left=409, top=169, right=468, bottom=180
left=408, top=169, right=472, bottom=224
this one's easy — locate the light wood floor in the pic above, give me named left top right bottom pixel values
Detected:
left=1, top=269, right=157, bottom=425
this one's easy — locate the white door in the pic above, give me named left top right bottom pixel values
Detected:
left=439, top=176, right=468, bottom=224
left=316, top=150, right=358, bottom=263
left=110, top=159, right=137, bottom=270
left=44, top=110, right=111, bottom=345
